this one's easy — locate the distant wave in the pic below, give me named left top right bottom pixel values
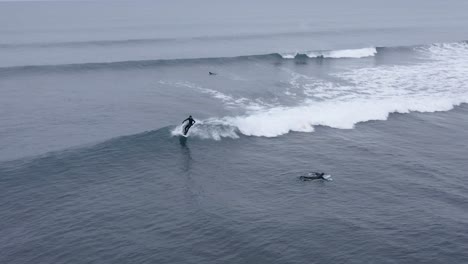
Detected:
left=0, top=41, right=466, bottom=76
left=0, top=27, right=408, bottom=49
left=280, top=47, right=377, bottom=59
left=0, top=38, right=177, bottom=49
left=0, top=45, right=401, bottom=76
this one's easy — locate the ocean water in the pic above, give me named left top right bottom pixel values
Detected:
left=1, top=1, right=468, bottom=263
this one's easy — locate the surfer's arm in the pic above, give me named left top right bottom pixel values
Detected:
left=182, top=118, right=188, bottom=124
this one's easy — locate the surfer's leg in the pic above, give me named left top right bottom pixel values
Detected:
left=184, top=124, right=192, bottom=135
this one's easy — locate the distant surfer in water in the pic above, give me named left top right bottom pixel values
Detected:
left=299, top=172, right=329, bottom=181
left=209, top=72, right=217, bottom=75
left=182, top=115, right=196, bottom=135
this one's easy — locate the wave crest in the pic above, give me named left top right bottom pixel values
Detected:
left=172, top=98, right=466, bottom=139
left=280, top=47, right=377, bottom=59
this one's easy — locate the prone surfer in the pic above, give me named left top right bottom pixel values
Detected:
left=299, top=172, right=328, bottom=181
left=209, top=72, right=217, bottom=75
left=182, top=115, right=196, bottom=135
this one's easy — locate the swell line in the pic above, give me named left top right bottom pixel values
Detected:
left=0, top=27, right=411, bottom=49
left=2, top=41, right=466, bottom=76
left=0, top=47, right=389, bottom=75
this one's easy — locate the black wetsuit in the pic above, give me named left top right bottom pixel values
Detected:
left=182, top=117, right=196, bottom=135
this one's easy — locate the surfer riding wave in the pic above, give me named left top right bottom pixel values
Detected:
left=182, top=115, right=196, bottom=135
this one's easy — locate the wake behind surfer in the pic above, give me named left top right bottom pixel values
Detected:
left=182, top=115, right=196, bottom=135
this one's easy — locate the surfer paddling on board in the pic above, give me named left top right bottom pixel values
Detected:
left=182, top=115, right=196, bottom=135
left=299, top=172, right=331, bottom=181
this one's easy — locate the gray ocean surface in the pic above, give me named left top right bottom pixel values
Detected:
left=1, top=1, right=468, bottom=263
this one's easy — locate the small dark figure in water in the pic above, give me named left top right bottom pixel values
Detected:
left=209, top=72, right=217, bottom=75
left=299, top=172, right=327, bottom=181
left=182, top=115, right=196, bottom=135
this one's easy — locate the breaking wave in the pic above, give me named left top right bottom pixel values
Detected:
left=172, top=98, right=466, bottom=139
left=280, top=47, right=377, bottom=59
left=171, top=42, right=468, bottom=139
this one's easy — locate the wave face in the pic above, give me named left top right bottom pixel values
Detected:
left=170, top=42, right=468, bottom=139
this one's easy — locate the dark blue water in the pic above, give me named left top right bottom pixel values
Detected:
left=1, top=1, right=468, bottom=263
left=2, top=107, right=468, bottom=263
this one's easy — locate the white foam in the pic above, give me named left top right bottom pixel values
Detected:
left=279, top=52, right=297, bottom=59
left=286, top=71, right=337, bottom=99
left=324, top=47, right=377, bottom=58
left=229, top=97, right=465, bottom=137
left=280, top=47, right=377, bottom=59
left=158, top=80, right=267, bottom=111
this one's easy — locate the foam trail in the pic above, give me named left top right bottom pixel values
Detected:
left=158, top=80, right=267, bottom=111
